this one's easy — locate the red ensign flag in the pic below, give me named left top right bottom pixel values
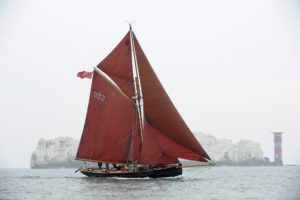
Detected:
left=77, top=71, right=93, bottom=79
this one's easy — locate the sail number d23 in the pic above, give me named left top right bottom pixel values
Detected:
left=93, top=91, right=106, bottom=102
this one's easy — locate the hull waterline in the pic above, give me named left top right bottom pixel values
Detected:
left=80, top=166, right=182, bottom=178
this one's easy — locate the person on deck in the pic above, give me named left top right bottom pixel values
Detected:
left=98, top=162, right=102, bottom=169
left=105, top=163, right=109, bottom=170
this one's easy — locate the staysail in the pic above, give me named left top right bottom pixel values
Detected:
left=76, top=29, right=210, bottom=165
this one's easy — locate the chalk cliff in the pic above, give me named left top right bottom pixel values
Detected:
left=30, top=133, right=265, bottom=168
left=194, top=132, right=264, bottom=165
left=30, top=137, right=81, bottom=168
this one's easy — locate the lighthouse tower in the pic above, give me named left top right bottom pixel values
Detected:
left=272, top=132, right=283, bottom=166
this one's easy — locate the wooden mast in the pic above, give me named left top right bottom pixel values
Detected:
left=129, top=24, right=144, bottom=163
left=130, top=24, right=145, bottom=133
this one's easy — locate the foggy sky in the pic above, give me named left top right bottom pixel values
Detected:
left=0, top=0, right=299, bottom=168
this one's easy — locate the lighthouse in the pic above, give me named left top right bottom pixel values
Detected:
left=272, top=132, right=283, bottom=166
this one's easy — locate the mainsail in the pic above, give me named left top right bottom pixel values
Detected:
left=76, top=71, right=140, bottom=163
left=76, top=28, right=210, bottom=165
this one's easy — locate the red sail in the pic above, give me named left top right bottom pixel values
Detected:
left=141, top=123, right=208, bottom=165
left=98, top=31, right=134, bottom=98
left=76, top=71, right=139, bottom=163
left=133, top=33, right=210, bottom=162
left=77, top=30, right=210, bottom=165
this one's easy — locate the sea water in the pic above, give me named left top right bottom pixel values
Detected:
left=0, top=166, right=299, bottom=200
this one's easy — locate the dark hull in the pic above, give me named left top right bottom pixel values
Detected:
left=80, top=166, right=182, bottom=178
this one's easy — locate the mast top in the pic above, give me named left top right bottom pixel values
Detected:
left=125, top=20, right=135, bottom=31
left=129, top=23, right=132, bottom=31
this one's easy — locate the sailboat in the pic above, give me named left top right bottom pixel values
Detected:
left=76, top=25, right=211, bottom=178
